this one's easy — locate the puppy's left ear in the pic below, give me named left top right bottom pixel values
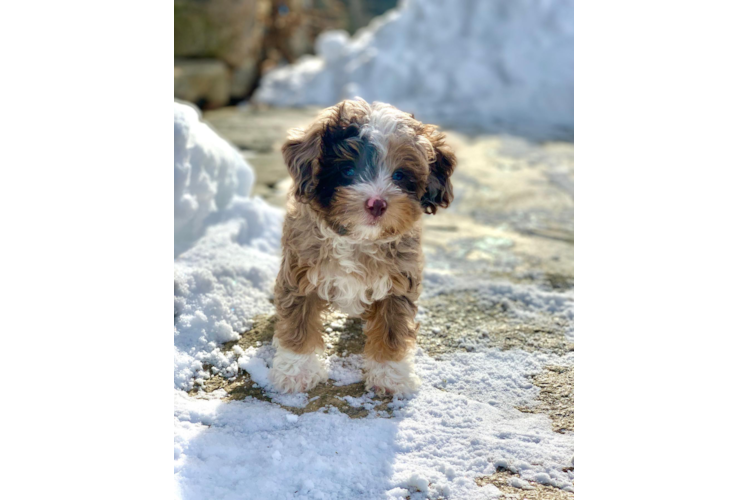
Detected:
left=420, top=127, right=457, bottom=214
left=282, top=124, right=323, bottom=203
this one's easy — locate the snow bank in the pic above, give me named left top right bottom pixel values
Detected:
left=254, top=0, right=573, bottom=138
left=175, top=101, right=256, bottom=254
left=175, top=348, right=574, bottom=500
left=173, top=102, right=283, bottom=390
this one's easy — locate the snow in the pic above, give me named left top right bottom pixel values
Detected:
left=175, top=348, right=573, bottom=500
left=421, top=274, right=574, bottom=320
left=254, top=0, right=573, bottom=138
left=327, top=353, right=365, bottom=386
left=172, top=101, right=574, bottom=498
left=173, top=102, right=283, bottom=390
left=174, top=102, right=256, bottom=254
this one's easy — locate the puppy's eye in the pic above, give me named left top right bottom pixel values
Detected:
left=343, top=167, right=355, bottom=177
left=392, top=171, right=404, bottom=181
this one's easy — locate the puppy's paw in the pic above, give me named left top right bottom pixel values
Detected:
left=364, top=353, right=421, bottom=396
left=269, top=346, right=327, bottom=393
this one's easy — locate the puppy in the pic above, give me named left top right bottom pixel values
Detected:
left=268, top=98, right=456, bottom=395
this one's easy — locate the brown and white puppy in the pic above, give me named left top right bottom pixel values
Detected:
left=268, top=98, right=456, bottom=396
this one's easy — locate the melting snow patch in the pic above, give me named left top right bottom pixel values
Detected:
left=327, top=353, right=365, bottom=386
left=418, top=348, right=573, bottom=408
left=422, top=275, right=574, bottom=314
left=510, top=477, right=534, bottom=490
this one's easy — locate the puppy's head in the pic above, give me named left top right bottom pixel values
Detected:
left=282, top=99, right=456, bottom=240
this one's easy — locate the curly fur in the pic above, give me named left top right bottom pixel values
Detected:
left=365, top=350, right=421, bottom=396
left=270, top=98, right=456, bottom=395
left=268, top=338, right=328, bottom=393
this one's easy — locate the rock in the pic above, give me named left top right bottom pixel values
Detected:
left=174, top=59, right=231, bottom=108
left=174, top=0, right=270, bottom=68
left=175, top=0, right=271, bottom=104
left=174, top=0, right=400, bottom=106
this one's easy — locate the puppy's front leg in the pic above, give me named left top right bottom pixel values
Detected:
left=362, top=295, right=421, bottom=396
left=269, top=291, right=328, bottom=393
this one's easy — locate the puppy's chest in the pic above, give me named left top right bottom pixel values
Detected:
left=310, top=242, right=393, bottom=316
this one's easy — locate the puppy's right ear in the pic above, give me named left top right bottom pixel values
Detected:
left=281, top=125, right=323, bottom=203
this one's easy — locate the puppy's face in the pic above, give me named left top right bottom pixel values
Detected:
left=282, top=99, right=456, bottom=240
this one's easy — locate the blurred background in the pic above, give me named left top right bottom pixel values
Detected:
left=174, top=0, right=573, bottom=137
left=175, top=0, right=398, bottom=109
left=174, top=0, right=574, bottom=239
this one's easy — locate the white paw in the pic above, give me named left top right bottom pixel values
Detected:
left=269, top=346, right=328, bottom=393
left=364, top=352, right=421, bottom=396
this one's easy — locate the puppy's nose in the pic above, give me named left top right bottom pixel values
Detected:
left=366, top=196, right=387, bottom=217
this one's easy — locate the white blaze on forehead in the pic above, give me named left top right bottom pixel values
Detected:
left=359, top=102, right=408, bottom=157
left=355, top=102, right=411, bottom=201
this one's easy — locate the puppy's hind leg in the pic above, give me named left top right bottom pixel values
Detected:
left=270, top=291, right=328, bottom=393
left=362, top=296, right=421, bottom=396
